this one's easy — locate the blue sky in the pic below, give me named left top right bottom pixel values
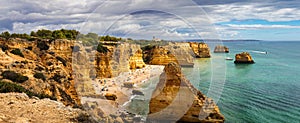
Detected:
left=1, top=0, right=300, bottom=41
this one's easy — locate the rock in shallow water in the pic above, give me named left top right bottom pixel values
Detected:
left=234, top=52, right=255, bottom=64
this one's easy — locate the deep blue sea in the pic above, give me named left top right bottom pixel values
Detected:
left=182, top=41, right=300, bottom=123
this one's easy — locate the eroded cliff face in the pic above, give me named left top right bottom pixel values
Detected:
left=143, top=46, right=179, bottom=65
left=147, top=62, right=224, bottom=122
left=95, top=43, right=146, bottom=78
left=0, top=38, right=80, bottom=106
left=189, top=42, right=211, bottom=58
left=164, top=42, right=194, bottom=67
left=129, top=49, right=146, bottom=69
left=214, top=45, right=229, bottom=53
left=234, top=52, right=255, bottom=64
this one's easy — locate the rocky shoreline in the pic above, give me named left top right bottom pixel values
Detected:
left=0, top=37, right=240, bottom=122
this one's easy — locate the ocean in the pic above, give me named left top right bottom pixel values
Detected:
left=182, top=41, right=300, bottom=122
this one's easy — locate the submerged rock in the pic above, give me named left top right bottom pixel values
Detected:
left=147, top=62, right=224, bottom=122
left=214, top=45, right=229, bottom=53
left=234, top=52, right=255, bottom=64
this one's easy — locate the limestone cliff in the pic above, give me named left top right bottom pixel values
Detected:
left=214, top=45, right=229, bottom=53
left=189, top=42, right=211, bottom=58
left=129, top=49, right=146, bottom=69
left=95, top=43, right=146, bottom=78
left=147, top=62, right=224, bottom=122
left=234, top=52, right=255, bottom=64
left=143, top=46, right=179, bottom=65
left=0, top=38, right=80, bottom=106
left=164, top=42, right=194, bottom=67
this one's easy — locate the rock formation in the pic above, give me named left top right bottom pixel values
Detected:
left=95, top=43, right=146, bottom=78
left=234, top=52, right=255, bottom=64
left=142, top=46, right=179, bottom=65
left=0, top=93, right=94, bottom=123
left=189, top=42, right=211, bottom=58
left=0, top=38, right=80, bottom=106
left=129, top=49, right=146, bottom=69
left=147, top=62, right=225, bottom=122
left=214, top=45, right=229, bottom=53
left=164, top=42, right=194, bottom=67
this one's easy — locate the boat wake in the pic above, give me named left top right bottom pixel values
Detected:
left=251, top=50, right=267, bottom=54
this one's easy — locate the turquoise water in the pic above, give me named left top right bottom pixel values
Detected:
left=182, top=41, right=300, bottom=122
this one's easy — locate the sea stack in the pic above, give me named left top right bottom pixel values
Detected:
left=214, top=45, right=229, bottom=53
left=189, top=42, right=211, bottom=58
left=234, top=52, right=255, bottom=64
left=147, top=62, right=224, bottom=122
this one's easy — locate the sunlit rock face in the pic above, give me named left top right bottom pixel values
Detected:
left=143, top=46, right=179, bottom=65
left=164, top=42, right=194, bottom=67
left=189, top=42, right=211, bottom=58
left=129, top=49, right=146, bottom=69
left=95, top=43, right=146, bottom=78
left=147, top=62, right=225, bottom=122
left=234, top=52, right=255, bottom=64
left=214, top=45, right=229, bottom=53
left=0, top=38, right=81, bottom=106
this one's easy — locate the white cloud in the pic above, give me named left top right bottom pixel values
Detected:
left=1, top=0, right=300, bottom=40
left=225, top=24, right=300, bottom=29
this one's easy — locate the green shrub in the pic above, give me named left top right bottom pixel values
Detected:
left=26, top=46, right=33, bottom=50
left=37, top=41, right=49, bottom=50
left=141, top=45, right=155, bottom=51
left=33, top=72, right=46, bottom=81
left=51, top=74, right=64, bottom=83
left=10, top=49, right=24, bottom=57
left=0, top=81, right=56, bottom=100
left=1, top=71, right=28, bottom=83
left=96, top=44, right=109, bottom=53
left=0, top=44, right=8, bottom=52
left=56, top=56, right=67, bottom=66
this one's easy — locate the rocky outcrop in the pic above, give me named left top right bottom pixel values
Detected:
left=147, top=62, right=224, bottom=122
left=234, top=52, right=255, bottom=64
left=129, top=49, right=146, bottom=69
left=0, top=39, right=80, bottom=107
left=143, top=46, right=179, bottom=65
left=164, top=42, right=194, bottom=67
left=0, top=93, right=94, bottom=123
left=95, top=43, right=146, bottom=78
left=189, top=42, right=211, bottom=58
left=214, top=45, right=229, bottom=53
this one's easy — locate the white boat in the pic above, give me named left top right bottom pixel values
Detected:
left=226, top=57, right=233, bottom=60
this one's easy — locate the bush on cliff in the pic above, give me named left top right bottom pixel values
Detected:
left=0, top=81, right=56, bottom=100
left=37, top=41, right=49, bottom=50
left=141, top=45, right=155, bottom=51
left=10, top=49, right=24, bottom=57
left=97, top=44, right=109, bottom=53
left=34, top=72, right=46, bottom=81
left=0, top=44, right=8, bottom=52
left=1, top=70, right=29, bottom=83
left=56, top=56, right=67, bottom=66
left=0, top=31, right=11, bottom=40
left=51, top=74, right=64, bottom=83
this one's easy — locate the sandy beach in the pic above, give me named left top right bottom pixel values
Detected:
left=81, top=65, right=164, bottom=116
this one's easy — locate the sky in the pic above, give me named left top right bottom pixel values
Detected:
left=1, top=0, right=300, bottom=41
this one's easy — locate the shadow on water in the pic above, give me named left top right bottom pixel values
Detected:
left=234, top=64, right=253, bottom=69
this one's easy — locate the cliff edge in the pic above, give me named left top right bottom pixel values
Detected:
left=147, top=62, right=224, bottom=122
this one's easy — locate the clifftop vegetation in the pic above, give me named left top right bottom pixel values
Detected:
left=0, top=29, right=122, bottom=46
